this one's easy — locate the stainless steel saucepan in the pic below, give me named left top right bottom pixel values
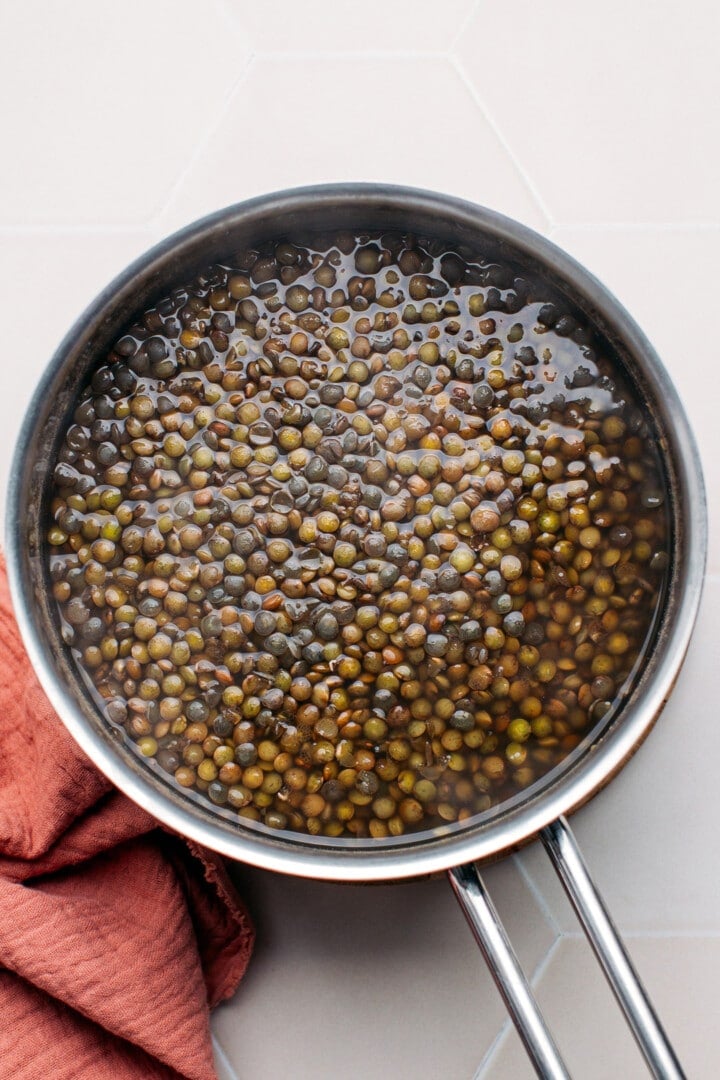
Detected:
left=6, top=185, right=707, bottom=1079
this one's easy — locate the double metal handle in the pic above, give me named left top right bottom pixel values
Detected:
left=448, top=817, right=684, bottom=1079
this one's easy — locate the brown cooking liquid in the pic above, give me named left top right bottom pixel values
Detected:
left=47, top=233, right=670, bottom=840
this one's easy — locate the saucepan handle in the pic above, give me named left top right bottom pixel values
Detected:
left=541, top=817, right=684, bottom=1078
left=448, top=860, right=571, bottom=1079
left=448, top=816, right=685, bottom=1079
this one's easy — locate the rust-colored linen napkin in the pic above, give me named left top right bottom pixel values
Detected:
left=0, top=559, right=254, bottom=1080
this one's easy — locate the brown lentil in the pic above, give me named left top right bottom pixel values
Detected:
left=48, top=231, right=669, bottom=839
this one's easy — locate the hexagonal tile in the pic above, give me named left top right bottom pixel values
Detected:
left=212, top=857, right=557, bottom=1080
left=484, top=936, right=719, bottom=1078
left=0, top=0, right=250, bottom=225
left=455, top=1, right=720, bottom=225
left=157, top=55, right=548, bottom=234
left=222, top=0, right=478, bottom=53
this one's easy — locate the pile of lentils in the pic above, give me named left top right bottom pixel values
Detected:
left=47, top=231, right=669, bottom=840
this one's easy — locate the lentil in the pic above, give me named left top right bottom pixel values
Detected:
left=48, top=231, right=669, bottom=839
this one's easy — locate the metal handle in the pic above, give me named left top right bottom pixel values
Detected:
left=449, top=817, right=685, bottom=1079
left=448, top=862, right=571, bottom=1079
left=541, top=817, right=685, bottom=1080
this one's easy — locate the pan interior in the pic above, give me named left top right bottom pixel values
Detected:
left=11, top=186, right=698, bottom=878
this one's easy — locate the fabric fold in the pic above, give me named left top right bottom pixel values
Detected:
left=0, top=560, right=254, bottom=1080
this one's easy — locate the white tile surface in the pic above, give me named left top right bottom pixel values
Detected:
left=485, top=936, right=720, bottom=1079
left=213, top=859, right=556, bottom=1080
left=0, top=231, right=155, bottom=515
left=0, top=2, right=717, bottom=1077
left=456, top=0, right=720, bottom=225
left=0, top=0, right=249, bottom=225
left=222, top=0, right=479, bottom=53
left=157, top=55, right=547, bottom=234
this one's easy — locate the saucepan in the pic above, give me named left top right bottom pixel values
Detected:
left=6, top=186, right=707, bottom=1078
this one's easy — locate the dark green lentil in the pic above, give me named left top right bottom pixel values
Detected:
left=48, top=232, right=669, bottom=840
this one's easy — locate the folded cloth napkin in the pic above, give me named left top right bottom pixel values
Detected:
left=0, top=558, right=255, bottom=1080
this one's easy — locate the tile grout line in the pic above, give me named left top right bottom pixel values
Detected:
left=473, top=936, right=564, bottom=1079
left=146, top=53, right=259, bottom=231
left=445, top=0, right=484, bottom=55
left=449, top=56, right=556, bottom=229
left=512, top=851, right=563, bottom=939
left=472, top=1016, right=512, bottom=1080
left=224, top=4, right=485, bottom=60
left=211, top=1032, right=241, bottom=1080
left=218, top=0, right=252, bottom=46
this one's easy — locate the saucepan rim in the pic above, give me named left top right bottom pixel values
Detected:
left=5, top=183, right=707, bottom=881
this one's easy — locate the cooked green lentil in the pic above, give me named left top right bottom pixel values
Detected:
left=47, top=232, right=669, bottom=840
